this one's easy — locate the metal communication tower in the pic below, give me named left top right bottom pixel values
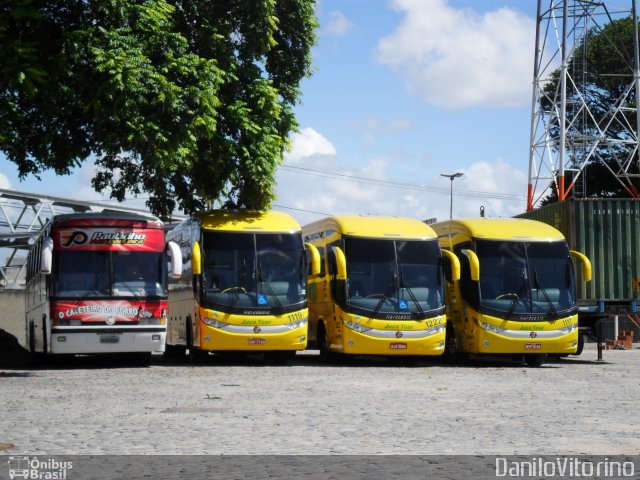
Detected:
left=527, top=0, right=640, bottom=210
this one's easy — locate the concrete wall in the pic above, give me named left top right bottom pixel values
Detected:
left=0, top=289, right=25, bottom=347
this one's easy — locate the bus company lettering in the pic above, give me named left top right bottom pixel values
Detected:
left=240, top=319, right=272, bottom=325
left=64, top=304, right=140, bottom=318
left=384, top=323, right=414, bottom=330
left=90, top=231, right=147, bottom=245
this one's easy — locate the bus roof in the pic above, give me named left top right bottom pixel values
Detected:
left=198, top=210, right=301, bottom=233
left=52, top=212, right=163, bottom=229
left=431, top=218, right=566, bottom=242
left=303, top=215, right=437, bottom=240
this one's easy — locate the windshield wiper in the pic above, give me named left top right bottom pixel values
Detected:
left=533, top=268, right=558, bottom=319
left=115, top=281, right=140, bottom=300
left=79, top=282, right=107, bottom=299
left=370, top=278, right=397, bottom=318
left=258, top=261, right=284, bottom=312
left=504, top=277, right=527, bottom=320
left=399, top=268, right=424, bottom=318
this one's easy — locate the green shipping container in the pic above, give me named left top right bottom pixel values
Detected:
left=517, top=199, right=640, bottom=310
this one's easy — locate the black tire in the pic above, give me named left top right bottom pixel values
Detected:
left=317, top=323, right=334, bottom=363
left=185, top=315, right=207, bottom=363
left=524, top=354, right=546, bottom=367
left=28, top=321, right=36, bottom=355
left=574, top=333, right=585, bottom=356
left=444, top=324, right=467, bottom=363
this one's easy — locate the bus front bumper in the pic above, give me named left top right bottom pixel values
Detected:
left=50, top=327, right=166, bottom=354
left=474, top=328, right=579, bottom=355
left=339, top=325, right=446, bottom=356
left=198, top=323, right=308, bottom=351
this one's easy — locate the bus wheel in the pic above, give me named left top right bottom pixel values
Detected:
left=574, top=333, right=585, bottom=356
left=524, top=354, right=545, bottom=367
left=444, top=324, right=466, bottom=363
left=28, top=321, right=36, bottom=355
left=317, top=323, right=333, bottom=363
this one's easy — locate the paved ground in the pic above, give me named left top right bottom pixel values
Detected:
left=0, top=346, right=638, bottom=457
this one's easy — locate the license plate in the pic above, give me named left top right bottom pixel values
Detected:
left=248, top=338, right=266, bottom=345
left=524, top=343, right=541, bottom=350
left=390, top=342, right=407, bottom=350
left=99, top=334, right=120, bottom=344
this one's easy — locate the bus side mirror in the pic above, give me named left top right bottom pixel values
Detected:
left=570, top=250, right=592, bottom=282
left=191, top=241, right=202, bottom=275
left=305, top=242, right=321, bottom=276
left=461, top=249, right=480, bottom=282
left=441, top=249, right=460, bottom=282
left=331, top=246, right=347, bottom=281
left=40, top=237, right=53, bottom=275
left=167, top=241, right=182, bottom=279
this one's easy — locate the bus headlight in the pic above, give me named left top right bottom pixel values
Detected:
left=424, top=324, right=446, bottom=336
left=286, top=318, right=308, bottom=329
left=479, top=322, right=506, bottom=334
left=346, top=321, right=372, bottom=333
left=559, top=323, right=578, bottom=335
left=203, top=318, right=228, bottom=329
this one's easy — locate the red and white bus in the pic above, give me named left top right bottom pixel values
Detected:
left=25, top=212, right=181, bottom=357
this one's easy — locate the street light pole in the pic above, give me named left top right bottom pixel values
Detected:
left=440, top=172, right=464, bottom=220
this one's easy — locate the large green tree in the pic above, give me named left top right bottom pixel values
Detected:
left=541, top=16, right=639, bottom=203
left=0, top=0, right=317, bottom=218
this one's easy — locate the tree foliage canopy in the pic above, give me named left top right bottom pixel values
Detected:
left=541, top=16, right=639, bottom=203
left=0, top=0, right=317, bottom=218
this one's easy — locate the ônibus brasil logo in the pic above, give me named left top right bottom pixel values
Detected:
left=7, top=456, right=73, bottom=479
left=61, top=230, right=147, bottom=247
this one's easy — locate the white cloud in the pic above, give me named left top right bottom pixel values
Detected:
left=452, top=158, right=528, bottom=219
left=275, top=129, right=528, bottom=226
left=323, top=11, right=354, bottom=37
left=376, top=0, right=535, bottom=109
left=285, top=127, right=337, bottom=165
left=0, top=172, right=11, bottom=189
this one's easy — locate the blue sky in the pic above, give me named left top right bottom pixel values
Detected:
left=0, top=0, right=542, bottom=225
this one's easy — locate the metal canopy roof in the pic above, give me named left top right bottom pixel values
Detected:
left=0, top=188, right=186, bottom=288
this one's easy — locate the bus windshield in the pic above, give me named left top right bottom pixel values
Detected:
left=476, top=240, right=576, bottom=318
left=53, top=251, right=167, bottom=298
left=202, top=231, right=305, bottom=310
left=344, top=237, right=444, bottom=315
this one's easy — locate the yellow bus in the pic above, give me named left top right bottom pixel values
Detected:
left=303, top=215, right=460, bottom=359
left=165, top=210, right=319, bottom=363
left=431, top=218, right=592, bottom=366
